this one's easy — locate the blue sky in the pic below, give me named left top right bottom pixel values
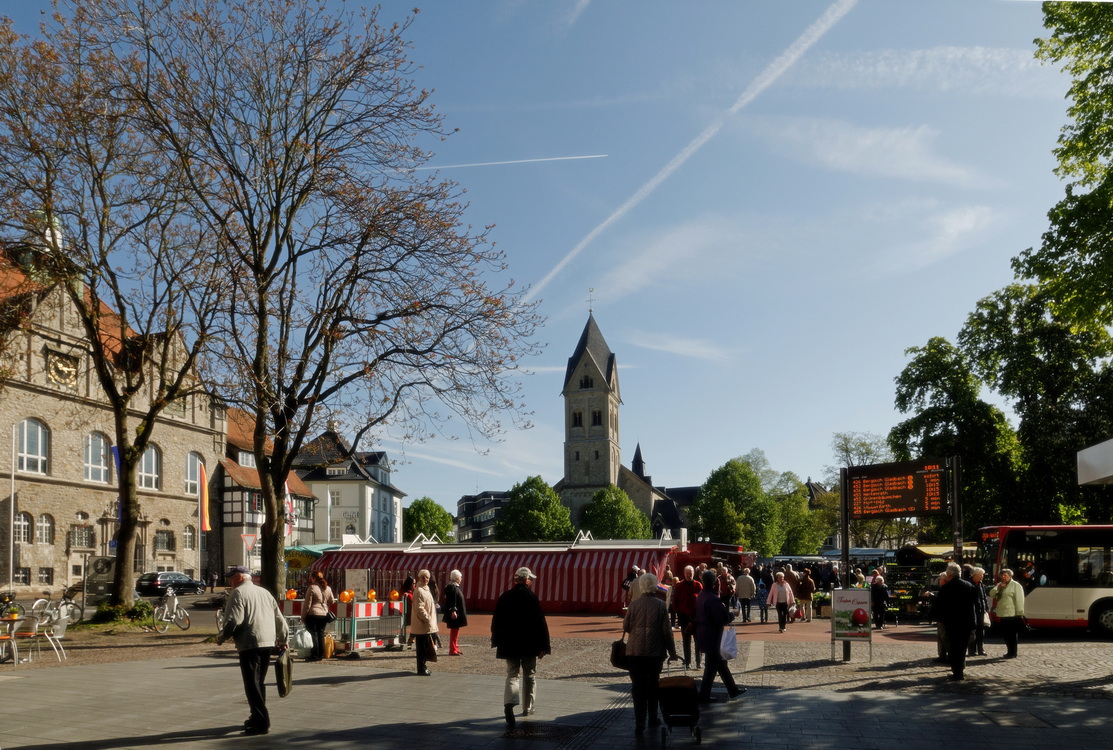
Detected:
left=8, top=1, right=1075, bottom=515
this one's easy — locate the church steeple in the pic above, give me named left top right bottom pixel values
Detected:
left=560, top=314, right=622, bottom=522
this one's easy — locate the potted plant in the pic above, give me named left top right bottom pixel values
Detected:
left=813, top=591, right=832, bottom=618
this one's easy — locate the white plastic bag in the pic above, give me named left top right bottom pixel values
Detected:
left=290, top=627, right=313, bottom=656
left=719, top=626, right=737, bottom=661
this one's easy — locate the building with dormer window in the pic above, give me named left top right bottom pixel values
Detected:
left=294, top=424, right=405, bottom=544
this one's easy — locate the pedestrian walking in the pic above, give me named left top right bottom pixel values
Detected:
left=755, top=579, right=769, bottom=623
left=410, top=569, right=438, bottom=675
left=736, top=568, right=756, bottom=623
left=672, top=565, right=702, bottom=669
left=990, top=567, right=1026, bottom=659
left=215, top=566, right=289, bottom=736
left=623, top=573, right=678, bottom=735
left=694, top=569, right=744, bottom=703
left=491, top=567, right=551, bottom=731
left=442, top=569, right=469, bottom=656
left=766, top=571, right=795, bottom=633
left=798, top=569, right=816, bottom=622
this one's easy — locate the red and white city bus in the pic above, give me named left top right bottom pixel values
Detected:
left=977, top=525, right=1113, bottom=634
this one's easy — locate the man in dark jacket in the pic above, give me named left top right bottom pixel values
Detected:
left=933, top=562, right=977, bottom=680
left=491, top=567, right=551, bottom=731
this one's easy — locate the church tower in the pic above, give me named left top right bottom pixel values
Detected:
left=559, top=314, right=622, bottom=522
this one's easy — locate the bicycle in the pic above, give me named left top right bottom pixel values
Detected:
left=152, top=588, right=190, bottom=633
left=29, top=586, right=85, bottom=624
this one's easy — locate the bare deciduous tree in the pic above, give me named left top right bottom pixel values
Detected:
left=81, top=0, right=542, bottom=594
left=0, top=10, right=227, bottom=604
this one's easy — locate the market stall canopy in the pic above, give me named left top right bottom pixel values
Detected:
left=311, top=539, right=676, bottom=614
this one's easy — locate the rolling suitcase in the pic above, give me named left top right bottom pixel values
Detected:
left=658, top=663, right=701, bottom=744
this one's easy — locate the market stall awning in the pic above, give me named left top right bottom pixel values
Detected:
left=311, top=544, right=675, bottom=614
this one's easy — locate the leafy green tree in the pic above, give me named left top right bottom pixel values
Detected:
left=402, top=497, right=455, bottom=542
left=495, top=476, right=574, bottom=542
left=1015, top=4, right=1113, bottom=325
left=889, top=337, right=1023, bottom=535
left=689, top=459, right=780, bottom=556
left=739, top=448, right=833, bottom=553
left=959, top=284, right=1113, bottom=523
left=580, top=486, right=652, bottom=539
left=769, top=472, right=831, bottom=556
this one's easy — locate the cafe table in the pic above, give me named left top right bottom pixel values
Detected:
left=0, top=615, right=23, bottom=665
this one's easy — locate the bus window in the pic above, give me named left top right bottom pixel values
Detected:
left=1077, top=547, right=1113, bottom=586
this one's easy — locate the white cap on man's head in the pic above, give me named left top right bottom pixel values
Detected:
left=515, top=567, right=537, bottom=581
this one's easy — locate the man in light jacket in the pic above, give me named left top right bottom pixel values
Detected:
left=216, top=566, right=289, bottom=736
left=735, top=568, right=757, bottom=623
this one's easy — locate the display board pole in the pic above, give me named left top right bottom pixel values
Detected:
left=950, top=455, right=962, bottom=563
left=840, top=467, right=851, bottom=662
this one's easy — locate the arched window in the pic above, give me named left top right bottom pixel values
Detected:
left=84, top=432, right=112, bottom=483
left=153, top=529, right=175, bottom=551
left=36, top=514, right=55, bottom=544
left=139, top=445, right=161, bottom=490
left=579, top=375, right=594, bottom=389
left=13, top=512, right=31, bottom=543
left=184, top=452, right=203, bottom=496
left=183, top=525, right=196, bottom=550
left=17, top=418, right=49, bottom=474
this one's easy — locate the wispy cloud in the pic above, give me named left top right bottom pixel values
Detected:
left=868, top=203, right=1000, bottom=277
left=750, top=117, right=989, bottom=188
left=523, top=0, right=859, bottom=304
left=793, top=46, right=1063, bottom=98
left=628, top=330, right=733, bottom=362
left=596, top=216, right=750, bottom=301
left=413, top=154, right=607, bottom=171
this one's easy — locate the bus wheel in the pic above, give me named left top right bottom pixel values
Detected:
left=1090, top=602, right=1113, bottom=636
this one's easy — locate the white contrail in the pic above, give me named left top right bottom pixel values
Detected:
left=414, top=154, right=608, bottom=171
left=523, top=0, right=859, bottom=304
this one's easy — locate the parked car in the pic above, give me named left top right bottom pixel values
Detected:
left=136, top=571, right=207, bottom=596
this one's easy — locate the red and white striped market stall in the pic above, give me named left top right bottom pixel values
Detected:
left=310, top=540, right=677, bottom=615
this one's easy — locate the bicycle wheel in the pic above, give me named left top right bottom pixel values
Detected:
left=3, top=601, right=26, bottom=618
left=59, top=599, right=84, bottom=623
left=173, top=607, right=190, bottom=630
left=153, top=605, right=171, bottom=633
left=30, top=598, right=51, bottom=619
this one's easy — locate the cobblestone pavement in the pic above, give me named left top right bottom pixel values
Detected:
left=3, top=607, right=1113, bottom=749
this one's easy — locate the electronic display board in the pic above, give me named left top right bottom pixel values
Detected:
left=847, top=459, right=947, bottom=519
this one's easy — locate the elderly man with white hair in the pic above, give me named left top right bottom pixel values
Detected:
left=934, top=562, right=977, bottom=680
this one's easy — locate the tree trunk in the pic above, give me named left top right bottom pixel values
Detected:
left=110, top=465, right=140, bottom=607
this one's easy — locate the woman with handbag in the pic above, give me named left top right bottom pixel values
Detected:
left=442, top=569, right=469, bottom=656
left=990, top=568, right=1026, bottom=659
left=302, top=570, right=336, bottom=662
left=623, top=573, right=678, bottom=735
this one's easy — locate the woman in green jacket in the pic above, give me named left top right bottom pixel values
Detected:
left=990, top=568, right=1026, bottom=658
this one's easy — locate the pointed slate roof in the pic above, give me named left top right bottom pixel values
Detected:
left=563, top=313, right=617, bottom=391
left=632, top=443, right=646, bottom=479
